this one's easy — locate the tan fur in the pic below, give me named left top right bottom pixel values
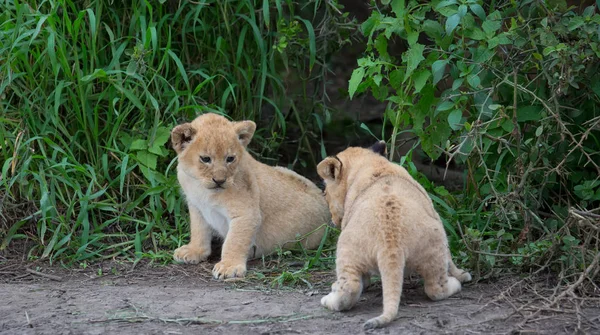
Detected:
left=317, top=142, right=471, bottom=329
left=172, top=113, right=330, bottom=279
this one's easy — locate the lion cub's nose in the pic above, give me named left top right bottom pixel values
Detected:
left=212, top=178, right=226, bottom=186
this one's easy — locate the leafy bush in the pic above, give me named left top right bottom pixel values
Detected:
left=0, top=0, right=351, bottom=262
left=350, top=0, right=600, bottom=276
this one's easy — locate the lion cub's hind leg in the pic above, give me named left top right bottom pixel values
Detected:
left=448, top=255, right=472, bottom=283
left=421, top=254, right=462, bottom=301
left=321, top=270, right=364, bottom=312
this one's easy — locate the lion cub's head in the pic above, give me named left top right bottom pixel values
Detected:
left=317, top=141, right=387, bottom=227
left=171, top=113, right=256, bottom=190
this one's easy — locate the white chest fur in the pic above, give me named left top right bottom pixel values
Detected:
left=177, top=168, right=230, bottom=238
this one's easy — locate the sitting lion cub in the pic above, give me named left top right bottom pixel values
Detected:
left=317, top=142, right=471, bottom=329
left=171, top=113, right=329, bottom=279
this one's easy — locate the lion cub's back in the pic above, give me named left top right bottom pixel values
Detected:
left=259, top=165, right=329, bottom=217
left=253, top=163, right=330, bottom=250
left=349, top=176, right=444, bottom=245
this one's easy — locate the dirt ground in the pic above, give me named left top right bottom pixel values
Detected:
left=1, top=255, right=599, bottom=335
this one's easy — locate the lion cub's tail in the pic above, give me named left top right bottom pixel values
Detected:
left=448, top=255, right=472, bottom=283
left=363, top=251, right=405, bottom=329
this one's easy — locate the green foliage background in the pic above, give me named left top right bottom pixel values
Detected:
left=1, top=0, right=599, bottom=282
left=0, top=0, right=351, bottom=264
left=350, top=0, right=600, bottom=278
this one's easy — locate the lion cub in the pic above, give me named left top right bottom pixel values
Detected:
left=317, top=142, right=471, bottom=329
left=171, top=113, right=329, bottom=279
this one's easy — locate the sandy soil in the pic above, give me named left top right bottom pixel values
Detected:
left=1, top=257, right=598, bottom=335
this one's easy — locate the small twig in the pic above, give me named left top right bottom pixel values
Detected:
left=572, top=292, right=583, bottom=333
left=514, top=251, right=600, bottom=330
left=25, top=311, right=32, bottom=328
left=571, top=209, right=600, bottom=220
left=25, top=268, right=62, bottom=281
left=549, top=252, right=600, bottom=307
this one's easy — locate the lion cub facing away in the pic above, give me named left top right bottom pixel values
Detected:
left=171, top=113, right=329, bottom=279
left=317, top=142, right=471, bottom=329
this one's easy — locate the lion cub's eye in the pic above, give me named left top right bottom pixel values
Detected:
left=226, top=156, right=235, bottom=163
left=200, top=156, right=211, bottom=163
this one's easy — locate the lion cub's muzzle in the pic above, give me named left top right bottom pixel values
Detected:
left=211, top=177, right=227, bottom=189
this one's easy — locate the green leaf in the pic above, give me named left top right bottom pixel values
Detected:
left=487, top=10, right=502, bottom=20
left=422, top=20, right=444, bottom=39
left=502, top=119, right=515, bottom=133
left=130, top=139, right=148, bottom=151
left=470, top=4, right=486, bottom=20
left=126, top=61, right=138, bottom=75
left=407, top=31, right=419, bottom=46
left=402, top=43, right=425, bottom=81
left=535, top=125, right=543, bottom=137
left=296, top=17, right=316, bottom=70
left=391, top=0, right=405, bottom=17
left=413, top=70, right=431, bottom=93
left=584, top=5, right=595, bottom=17
left=375, top=34, right=389, bottom=58
left=517, top=105, right=543, bottom=122
left=591, top=76, right=600, bottom=98
left=445, top=13, right=461, bottom=35
left=361, top=12, right=381, bottom=36
left=457, top=4, right=467, bottom=17
left=262, top=0, right=270, bottom=28
left=348, top=67, right=365, bottom=99
left=136, top=151, right=158, bottom=170
left=86, top=9, right=97, bottom=39
left=30, top=15, right=49, bottom=45
left=568, top=16, right=584, bottom=31
left=432, top=59, right=448, bottom=84
left=167, top=50, right=190, bottom=88
left=373, top=74, right=383, bottom=86
left=436, top=101, right=455, bottom=113
left=466, top=73, right=481, bottom=88
left=389, top=69, right=404, bottom=91
left=452, top=78, right=464, bottom=90
left=149, top=127, right=171, bottom=155
left=465, top=27, right=486, bottom=40
left=81, top=69, right=107, bottom=82
left=371, top=85, right=389, bottom=102
left=436, top=0, right=458, bottom=10
left=448, top=109, right=462, bottom=130
left=482, top=20, right=501, bottom=37
left=112, top=83, right=145, bottom=111
left=119, top=155, right=129, bottom=194
left=542, top=46, right=555, bottom=56
left=459, top=136, right=475, bottom=156
left=412, top=86, right=436, bottom=132
left=488, top=33, right=512, bottom=49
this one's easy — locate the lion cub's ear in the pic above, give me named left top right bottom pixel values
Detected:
left=317, top=157, right=342, bottom=181
left=369, top=140, right=387, bottom=157
left=171, top=123, right=197, bottom=154
left=234, top=121, right=256, bottom=147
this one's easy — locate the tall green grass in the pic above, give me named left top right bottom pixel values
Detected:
left=0, top=0, right=351, bottom=263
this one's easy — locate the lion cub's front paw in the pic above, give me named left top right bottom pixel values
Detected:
left=212, top=260, right=246, bottom=279
left=173, top=245, right=210, bottom=264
